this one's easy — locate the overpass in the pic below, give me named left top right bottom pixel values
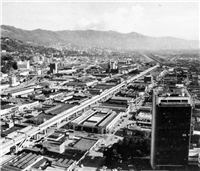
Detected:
left=0, top=64, right=160, bottom=157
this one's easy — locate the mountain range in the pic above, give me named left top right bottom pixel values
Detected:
left=1, top=36, right=61, bottom=55
left=1, top=25, right=199, bottom=50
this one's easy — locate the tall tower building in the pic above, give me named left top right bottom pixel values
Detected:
left=151, top=86, right=192, bottom=169
left=49, top=63, right=58, bottom=74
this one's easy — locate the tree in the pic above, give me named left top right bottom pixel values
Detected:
left=103, top=132, right=151, bottom=165
left=12, top=61, right=18, bottom=70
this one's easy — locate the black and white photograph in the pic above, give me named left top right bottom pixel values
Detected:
left=0, top=0, right=199, bottom=170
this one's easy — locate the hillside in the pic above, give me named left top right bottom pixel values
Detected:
left=1, top=25, right=199, bottom=50
left=1, top=37, right=62, bottom=54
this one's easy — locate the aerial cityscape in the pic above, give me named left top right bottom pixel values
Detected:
left=0, top=1, right=200, bottom=171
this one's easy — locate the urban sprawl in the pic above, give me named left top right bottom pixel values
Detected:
left=1, top=43, right=200, bottom=171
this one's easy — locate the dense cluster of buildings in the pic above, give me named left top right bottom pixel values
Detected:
left=1, top=49, right=200, bottom=171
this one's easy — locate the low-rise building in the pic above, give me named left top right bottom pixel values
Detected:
left=70, top=108, right=122, bottom=134
left=0, top=84, right=10, bottom=91
left=0, top=105, right=18, bottom=117
left=19, top=70, right=30, bottom=76
left=100, top=96, right=130, bottom=113
left=18, top=101, right=40, bottom=112
left=1, top=152, right=43, bottom=171
left=17, top=60, right=30, bottom=70
left=8, top=87, right=35, bottom=97
left=43, top=133, right=66, bottom=154
left=0, top=72, right=8, bottom=79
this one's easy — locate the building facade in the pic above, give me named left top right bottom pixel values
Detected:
left=9, top=76, right=20, bottom=87
left=151, top=87, right=192, bottom=169
left=50, top=63, right=58, bottom=74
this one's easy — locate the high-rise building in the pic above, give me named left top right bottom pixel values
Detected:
left=110, top=61, right=118, bottom=70
left=151, top=86, right=192, bottom=169
left=9, top=76, right=19, bottom=87
left=107, top=61, right=119, bottom=73
left=49, top=63, right=58, bottom=74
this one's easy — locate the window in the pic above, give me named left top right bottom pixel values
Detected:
left=182, top=100, right=188, bottom=103
left=168, top=100, right=181, bottom=103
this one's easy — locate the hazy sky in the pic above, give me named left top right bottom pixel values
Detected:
left=2, top=1, right=199, bottom=40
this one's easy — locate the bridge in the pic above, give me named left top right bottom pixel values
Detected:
left=0, top=64, right=159, bottom=157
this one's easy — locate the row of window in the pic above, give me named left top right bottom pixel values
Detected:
left=161, top=100, right=188, bottom=103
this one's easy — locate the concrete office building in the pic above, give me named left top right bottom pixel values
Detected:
left=107, top=61, right=119, bottom=73
left=9, top=76, right=20, bottom=87
left=151, top=86, right=192, bottom=169
left=50, top=63, right=58, bottom=74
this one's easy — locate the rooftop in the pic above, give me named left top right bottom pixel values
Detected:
left=100, top=103, right=128, bottom=111
left=98, top=112, right=118, bottom=127
left=7, top=87, right=34, bottom=94
left=73, top=137, right=98, bottom=151
left=110, top=96, right=132, bottom=102
left=1, top=104, right=16, bottom=110
left=1, top=152, right=42, bottom=171
left=154, top=86, right=191, bottom=97
left=1, top=124, right=26, bottom=137
left=137, top=111, right=152, bottom=120
left=71, top=109, right=95, bottom=125
left=45, top=104, right=75, bottom=115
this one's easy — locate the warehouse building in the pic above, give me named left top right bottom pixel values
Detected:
left=0, top=105, right=18, bottom=117
left=8, top=87, right=35, bottom=97
left=70, top=108, right=123, bottom=134
left=100, top=96, right=131, bottom=113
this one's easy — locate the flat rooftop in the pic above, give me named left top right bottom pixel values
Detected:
left=155, top=86, right=191, bottom=97
left=98, top=112, right=118, bottom=127
left=45, top=104, right=75, bottom=115
left=138, top=111, right=152, bottom=120
left=100, top=103, right=127, bottom=111
left=1, top=152, right=42, bottom=171
left=73, top=137, right=98, bottom=151
left=7, top=87, right=34, bottom=94
left=71, top=109, right=95, bottom=125
left=1, top=124, right=26, bottom=137
left=1, top=105, right=16, bottom=110
left=82, top=111, right=109, bottom=127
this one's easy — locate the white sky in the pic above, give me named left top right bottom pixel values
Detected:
left=1, top=1, right=199, bottom=40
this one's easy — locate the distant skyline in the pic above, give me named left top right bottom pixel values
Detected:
left=1, top=1, right=199, bottom=40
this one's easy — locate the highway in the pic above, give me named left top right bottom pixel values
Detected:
left=142, top=54, right=165, bottom=65
left=0, top=64, right=159, bottom=157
